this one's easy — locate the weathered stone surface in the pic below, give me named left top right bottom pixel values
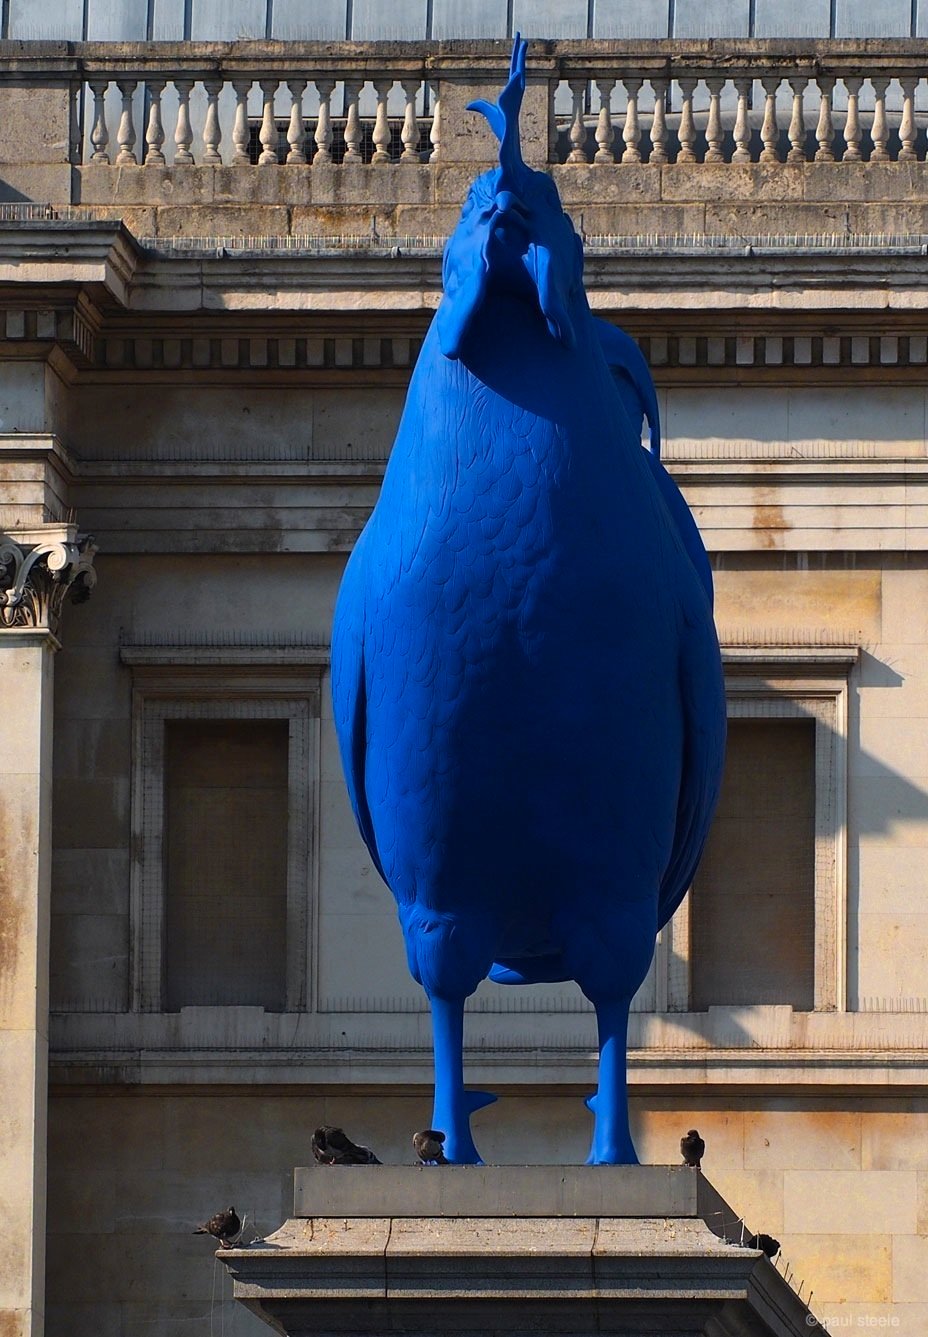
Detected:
left=226, top=1169, right=812, bottom=1335
left=801, top=162, right=925, bottom=203
left=48, top=911, right=129, bottom=1012
left=849, top=201, right=928, bottom=232
left=888, top=1233, right=928, bottom=1302
left=714, top=569, right=881, bottom=642
left=703, top=201, right=850, bottom=233
left=744, top=1110, right=861, bottom=1171
left=293, top=1164, right=702, bottom=1219
left=552, top=163, right=664, bottom=204
left=701, top=1168, right=787, bottom=1235
left=433, top=78, right=549, bottom=168
left=659, top=163, right=806, bottom=203
left=0, top=631, right=56, bottom=1337
left=153, top=204, right=291, bottom=237
left=0, top=164, right=72, bottom=205
left=0, top=86, right=70, bottom=165
left=783, top=1169, right=918, bottom=1235
left=780, top=1232, right=892, bottom=1302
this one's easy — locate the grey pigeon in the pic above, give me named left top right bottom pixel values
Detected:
left=413, top=1129, right=447, bottom=1165
left=194, top=1207, right=241, bottom=1247
left=311, top=1126, right=381, bottom=1165
left=680, top=1129, right=705, bottom=1168
left=746, top=1232, right=781, bottom=1258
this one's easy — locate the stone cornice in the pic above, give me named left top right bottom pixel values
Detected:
left=0, top=222, right=140, bottom=306
left=5, top=219, right=928, bottom=303
left=111, top=245, right=928, bottom=317
left=48, top=1002, right=928, bottom=1091
left=46, top=1046, right=928, bottom=1092
left=5, top=224, right=928, bottom=388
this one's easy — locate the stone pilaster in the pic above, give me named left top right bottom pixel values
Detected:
left=0, top=526, right=95, bottom=1337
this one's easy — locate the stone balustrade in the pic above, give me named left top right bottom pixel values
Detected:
left=2, top=39, right=928, bottom=174
left=82, top=55, right=438, bottom=169
left=4, top=40, right=928, bottom=237
left=553, top=46, right=928, bottom=166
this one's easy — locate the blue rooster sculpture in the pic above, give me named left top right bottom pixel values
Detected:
left=331, top=38, right=726, bottom=1165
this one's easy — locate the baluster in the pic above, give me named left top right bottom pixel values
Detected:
left=705, top=76, right=724, bottom=163
left=842, top=75, right=862, bottom=162
left=622, top=77, right=642, bottom=164
left=760, top=75, right=781, bottom=163
left=89, top=79, right=110, bottom=163
left=547, top=79, right=558, bottom=163
left=144, top=79, right=166, bottom=165
left=115, top=78, right=138, bottom=164
left=566, top=79, right=587, bottom=163
left=259, top=78, right=279, bottom=164
left=314, top=79, right=334, bottom=165
left=203, top=78, right=223, bottom=164
left=372, top=79, right=392, bottom=164
left=594, top=78, right=615, bottom=164
left=899, top=75, right=917, bottom=162
left=343, top=80, right=363, bottom=163
left=677, top=78, right=697, bottom=163
left=870, top=75, right=889, bottom=162
left=815, top=75, right=836, bottom=161
left=429, top=80, right=441, bottom=162
left=231, top=79, right=252, bottom=164
left=787, top=75, right=808, bottom=163
left=738, top=75, right=754, bottom=161
left=400, top=78, right=420, bottom=161
left=286, top=78, right=307, bottom=163
left=70, top=83, right=82, bottom=163
left=648, top=77, right=668, bottom=164
left=174, top=79, right=194, bottom=164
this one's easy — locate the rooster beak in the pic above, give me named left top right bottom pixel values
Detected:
left=494, top=190, right=529, bottom=221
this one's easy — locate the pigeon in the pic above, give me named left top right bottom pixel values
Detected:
left=746, top=1232, right=781, bottom=1258
left=681, top=1129, right=705, bottom=1168
left=413, top=1129, right=447, bottom=1165
left=311, top=1125, right=381, bottom=1165
left=193, top=1207, right=241, bottom=1247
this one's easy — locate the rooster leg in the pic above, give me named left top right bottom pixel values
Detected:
left=585, top=997, right=638, bottom=1165
left=429, top=993, right=497, bottom=1164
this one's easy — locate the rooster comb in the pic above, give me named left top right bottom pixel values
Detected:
left=466, top=34, right=528, bottom=189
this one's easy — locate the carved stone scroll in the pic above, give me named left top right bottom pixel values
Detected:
left=0, top=533, right=97, bottom=634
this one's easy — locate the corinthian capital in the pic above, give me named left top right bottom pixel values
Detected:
left=0, top=529, right=97, bottom=635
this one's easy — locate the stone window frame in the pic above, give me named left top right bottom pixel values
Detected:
left=650, top=645, right=858, bottom=1016
left=122, top=644, right=326, bottom=1014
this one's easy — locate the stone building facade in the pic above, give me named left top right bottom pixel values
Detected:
left=2, top=19, right=928, bottom=1337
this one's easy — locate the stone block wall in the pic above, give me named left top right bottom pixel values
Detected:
left=66, top=162, right=928, bottom=243
left=43, top=375, right=928, bottom=1020
left=45, top=1093, right=928, bottom=1335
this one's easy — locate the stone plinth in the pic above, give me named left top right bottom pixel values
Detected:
left=221, top=1166, right=815, bottom=1337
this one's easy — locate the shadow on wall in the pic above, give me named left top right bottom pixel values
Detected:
left=0, top=180, right=32, bottom=204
